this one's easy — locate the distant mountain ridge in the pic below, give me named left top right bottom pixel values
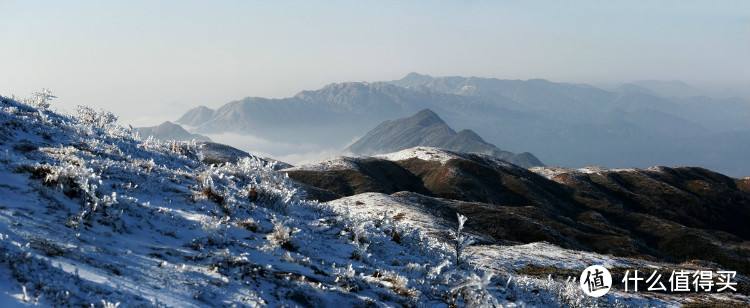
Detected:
left=347, top=109, right=543, bottom=168
left=176, top=73, right=750, bottom=176
left=135, top=121, right=211, bottom=142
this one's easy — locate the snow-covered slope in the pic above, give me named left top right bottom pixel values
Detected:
left=0, top=96, right=593, bottom=307
left=0, top=96, right=509, bottom=306
left=375, top=147, right=519, bottom=170
left=281, top=157, right=362, bottom=172
left=326, top=193, right=676, bottom=307
left=374, top=146, right=479, bottom=165
left=283, top=147, right=518, bottom=174
left=0, top=96, right=744, bottom=306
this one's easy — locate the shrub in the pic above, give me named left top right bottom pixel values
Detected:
left=265, top=218, right=296, bottom=251
left=450, top=271, right=499, bottom=307
left=25, top=88, right=56, bottom=110
left=379, top=270, right=418, bottom=298
left=76, top=105, right=117, bottom=128
left=195, top=170, right=226, bottom=206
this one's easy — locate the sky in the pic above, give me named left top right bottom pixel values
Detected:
left=1, top=0, right=749, bottom=126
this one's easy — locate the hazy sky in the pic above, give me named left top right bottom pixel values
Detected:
left=1, top=0, right=748, bottom=125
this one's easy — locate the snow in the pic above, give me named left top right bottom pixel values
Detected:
left=0, top=96, right=545, bottom=306
left=281, top=157, right=360, bottom=172
left=0, top=96, right=413, bottom=306
left=375, top=147, right=466, bottom=164
left=468, top=242, right=630, bottom=272
left=281, top=147, right=519, bottom=174
left=0, top=95, right=744, bottom=307
left=529, top=166, right=571, bottom=179
left=327, top=192, right=747, bottom=307
left=531, top=166, right=639, bottom=179
left=374, top=147, right=519, bottom=171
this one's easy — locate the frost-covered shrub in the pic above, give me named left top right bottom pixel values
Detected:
left=345, top=224, right=370, bottom=261
left=195, top=169, right=226, bottom=206
left=137, top=138, right=201, bottom=164
left=24, top=88, right=56, bottom=110
left=536, top=276, right=601, bottom=308
left=168, top=140, right=201, bottom=159
left=26, top=147, right=121, bottom=228
left=44, top=160, right=97, bottom=191
left=101, top=300, right=121, bottom=308
left=200, top=216, right=230, bottom=245
left=265, top=218, right=296, bottom=251
left=427, top=260, right=451, bottom=280
left=137, top=158, right=156, bottom=173
left=377, top=270, right=418, bottom=298
left=213, top=157, right=304, bottom=213
left=96, top=192, right=126, bottom=232
left=333, top=263, right=358, bottom=291
left=76, top=105, right=118, bottom=128
left=450, top=271, right=499, bottom=307
left=70, top=105, right=136, bottom=139
left=350, top=241, right=370, bottom=261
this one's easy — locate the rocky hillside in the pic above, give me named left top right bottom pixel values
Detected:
left=347, top=109, right=543, bottom=168
left=285, top=147, right=750, bottom=275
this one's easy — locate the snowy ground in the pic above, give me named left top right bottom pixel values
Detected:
left=374, top=147, right=515, bottom=169
left=283, top=146, right=518, bottom=173
left=328, top=192, right=749, bottom=307
left=0, top=96, right=745, bottom=307
left=282, top=157, right=362, bottom=172
left=375, top=147, right=462, bottom=165
left=530, top=166, right=642, bottom=180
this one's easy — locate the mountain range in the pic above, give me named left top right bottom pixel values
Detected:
left=347, top=109, right=543, bottom=168
left=176, top=73, right=750, bottom=176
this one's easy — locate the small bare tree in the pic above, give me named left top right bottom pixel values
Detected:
left=451, top=212, right=474, bottom=266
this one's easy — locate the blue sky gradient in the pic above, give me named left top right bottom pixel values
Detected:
left=1, top=0, right=748, bottom=125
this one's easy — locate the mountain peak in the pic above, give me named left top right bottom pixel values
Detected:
left=399, top=72, right=434, bottom=83
left=403, top=72, right=431, bottom=78
left=410, top=109, right=444, bottom=126
left=157, top=120, right=180, bottom=128
left=176, top=105, right=215, bottom=127
left=347, top=109, right=543, bottom=167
